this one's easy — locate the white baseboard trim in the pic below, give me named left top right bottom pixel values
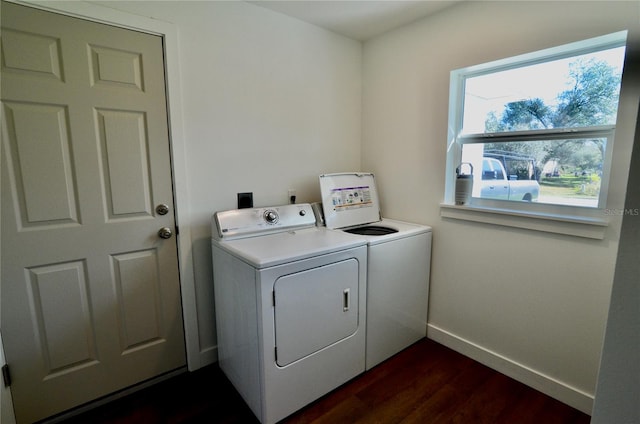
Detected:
left=427, top=324, right=594, bottom=415
left=199, top=345, right=218, bottom=368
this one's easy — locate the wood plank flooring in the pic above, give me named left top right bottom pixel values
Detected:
left=55, top=338, right=590, bottom=424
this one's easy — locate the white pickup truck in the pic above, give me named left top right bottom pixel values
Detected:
left=480, top=157, right=540, bottom=202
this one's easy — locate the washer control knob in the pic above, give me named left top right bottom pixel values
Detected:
left=264, top=210, right=278, bottom=224
left=299, top=210, right=306, bottom=216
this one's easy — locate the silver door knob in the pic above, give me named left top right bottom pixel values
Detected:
left=158, top=227, right=173, bottom=239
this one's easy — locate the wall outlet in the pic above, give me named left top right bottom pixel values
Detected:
left=237, top=192, right=253, bottom=209
left=288, top=189, right=296, bottom=204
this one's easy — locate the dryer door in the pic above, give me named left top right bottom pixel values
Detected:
left=274, top=258, right=359, bottom=367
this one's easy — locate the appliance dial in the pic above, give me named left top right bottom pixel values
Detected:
left=264, top=209, right=278, bottom=224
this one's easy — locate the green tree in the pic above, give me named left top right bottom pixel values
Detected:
left=494, top=98, right=552, bottom=131
left=488, top=58, right=621, bottom=132
left=569, top=143, right=602, bottom=171
left=485, top=58, right=621, bottom=169
left=553, top=58, right=622, bottom=128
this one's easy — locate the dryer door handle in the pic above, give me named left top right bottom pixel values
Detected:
left=343, top=289, right=350, bottom=312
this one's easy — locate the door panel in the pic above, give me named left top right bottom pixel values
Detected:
left=89, top=45, right=143, bottom=90
left=112, top=249, right=163, bottom=348
left=274, top=259, right=359, bottom=367
left=1, top=3, right=186, bottom=423
left=96, top=109, right=153, bottom=217
left=27, top=260, right=97, bottom=373
left=3, top=101, right=79, bottom=226
left=1, top=28, right=63, bottom=79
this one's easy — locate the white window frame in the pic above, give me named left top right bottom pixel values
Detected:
left=441, top=31, right=628, bottom=239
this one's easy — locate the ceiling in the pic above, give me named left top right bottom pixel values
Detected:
left=247, top=1, right=462, bottom=41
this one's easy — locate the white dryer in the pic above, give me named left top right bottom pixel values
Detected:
left=319, top=173, right=432, bottom=370
left=211, top=203, right=367, bottom=424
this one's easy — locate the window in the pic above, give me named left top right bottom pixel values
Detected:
left=444, top=31, right=627, bottom=232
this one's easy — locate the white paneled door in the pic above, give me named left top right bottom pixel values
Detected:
left=0, top=3, right=186, bottom=422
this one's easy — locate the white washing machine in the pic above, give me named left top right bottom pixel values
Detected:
left=211, top=203, right=367, bottom=424
left=319, top=173, right=432, bottom=370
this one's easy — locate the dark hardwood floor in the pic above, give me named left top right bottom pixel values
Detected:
left=57, top=338, right=590, bottom=424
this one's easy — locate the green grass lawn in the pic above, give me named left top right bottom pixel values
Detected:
left=539, top=174, right=600, bottom=199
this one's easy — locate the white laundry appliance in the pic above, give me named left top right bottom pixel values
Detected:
left=319, top=173, right=432, bottom=370
left=211, top=203, right=368, bottom=424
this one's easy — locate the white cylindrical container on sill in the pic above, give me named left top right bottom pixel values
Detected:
left=455, top=163, right=473, bottom=205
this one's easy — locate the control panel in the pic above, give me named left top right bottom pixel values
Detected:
left=212, top=203, right=316, bottom=240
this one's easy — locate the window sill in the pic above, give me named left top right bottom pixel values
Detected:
left=439, top=203, right=608, bottom=239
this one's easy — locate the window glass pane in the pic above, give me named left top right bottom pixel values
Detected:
left=462, top=47, right=625, bottom=134
left=462, top=138, right=607, bottom=208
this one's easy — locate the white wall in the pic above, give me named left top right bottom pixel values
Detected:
left=89, top=0, right=362, bottom=364
left=592, top=35, right=640, bottom=421
left=592, top=107, right=640, bottom=424
left=362, top=0, right=640, bottom=414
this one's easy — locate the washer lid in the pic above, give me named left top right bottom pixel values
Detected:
left=319, top=173, right=381, bottom=229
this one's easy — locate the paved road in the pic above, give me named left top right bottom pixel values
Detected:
left=538, top=195, right=598, bottom=208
